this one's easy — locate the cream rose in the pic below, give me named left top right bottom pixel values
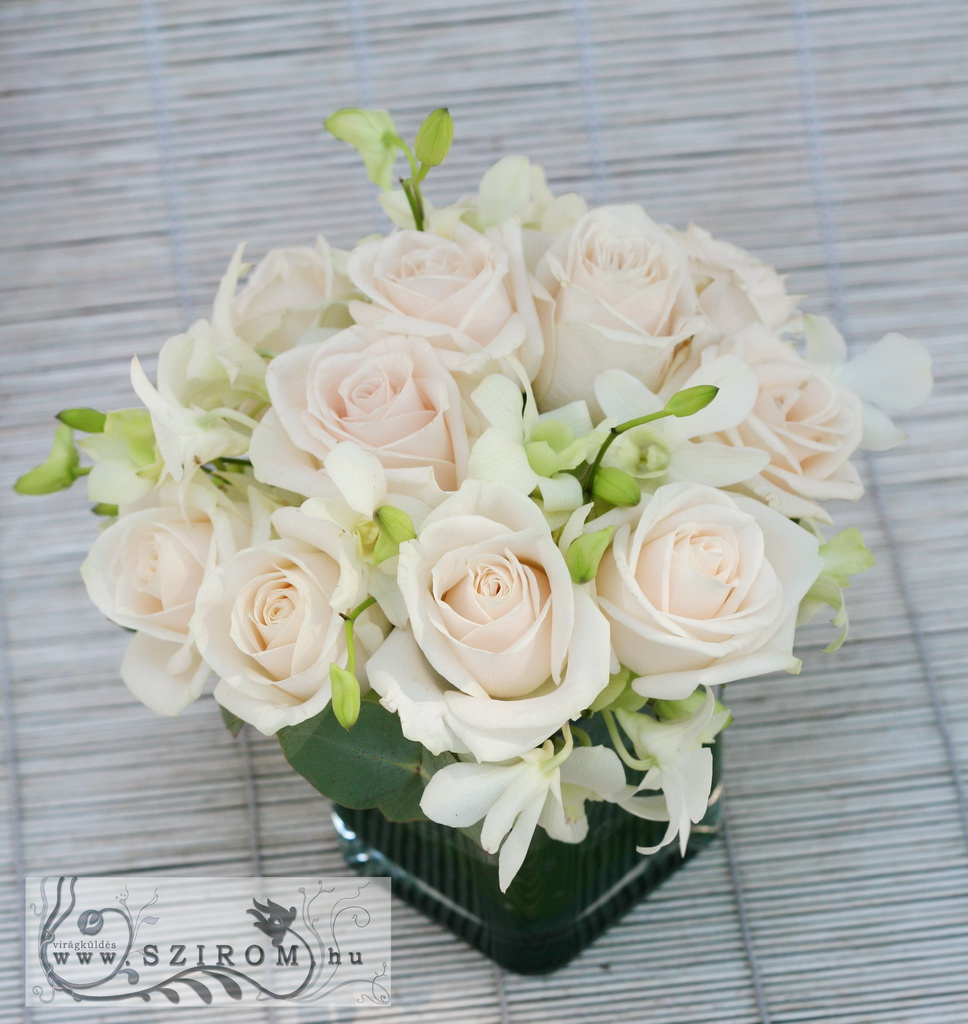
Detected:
left=193, top=507, right=385, bottom=734
left=347, top=221, right=543, bottom=376
left=80, top=480, right=255, bottom=715
left=695, top=330, right=865, bottom=520
left=533, top=205, right=703, bottom=417
left=249, top=326, right=469, bottom=498
left=675, top=223, right=801, bottom=343
left=232, top=238, right=354, bottom=353
left=366, top=480, right=611, bottom=763
left=596, top=481, right=823, bottom=698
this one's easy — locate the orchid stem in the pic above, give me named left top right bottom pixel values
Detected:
left=602, top=709, right=654, bottom=773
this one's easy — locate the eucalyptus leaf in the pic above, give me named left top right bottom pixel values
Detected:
left=279, top=701, right=425, bottom=808
left=219, top=706, right=245, bottom=737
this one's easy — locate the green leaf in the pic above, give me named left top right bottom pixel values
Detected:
left=279, top=701, right=426, bottom=808
left=13, top=424, right=83, bottom=495
left=57, top=407, right=107, bottom=433
left=413, top=108, right=454, bottom=167
left=219, top=705, right=245, bottom=737
left=664, top=384, right=719, bottom=417
left=377, top=747, right=457, bottom=822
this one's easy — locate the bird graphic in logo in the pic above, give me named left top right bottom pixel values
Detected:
left=246, top=899, right=298, bottom=948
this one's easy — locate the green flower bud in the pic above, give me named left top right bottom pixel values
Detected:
left=664, top=384, right=719, bottom=418
left=325, top=108, right=400, bottom=190
left=92, top=503, right=119, bottom=517
left=592, top=466, right=640, bottom=507
left=413, top=107, right=454, bottom=167
left=57, top=407, right=106, bottom=433
left=565, top=526, right=614, bottom=584
left=371, top=505, right=417, bottom=565
left=330, top=664, right=361, bottom=730
left=14, top=424, right=85, bottom=495
left=374, top=505, right=416, bottom=545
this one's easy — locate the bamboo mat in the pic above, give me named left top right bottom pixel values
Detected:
left=2, top=1, right=967, bottom=1021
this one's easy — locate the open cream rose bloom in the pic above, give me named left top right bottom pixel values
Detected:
left=80, top=479, right=265, bottom=715
left=250, top=326, right=469, bottom=499
left=534, top=205, right=704, bottom=418
left=677, top=330, right=866, bottom=521
left=348, top=221, right=544, bottom=377
left=596, top=482, right=824, bottom=699
left=193, top=506, right=386, bottom=734
left=367, top=480, right=611, bottom=762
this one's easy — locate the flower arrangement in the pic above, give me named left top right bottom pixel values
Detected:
left=17, top=108, right=933, bottom=895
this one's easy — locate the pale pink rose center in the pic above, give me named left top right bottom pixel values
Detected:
left=561, top=222, right=686, bottom=337
left=749, top=365, right=855, bottom=474
left=129, top=522, right=211, bottom=614
left=636, top=523, right=741, bottom=622
left=326, top=358, right=435, bottom=439
left=226, top=553, right=339, bottom=686
left=436, top=550, right=554, bottom=698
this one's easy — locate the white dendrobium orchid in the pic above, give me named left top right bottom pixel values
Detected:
left=468, top=368, right=599, bottom=513
left=614, top=687, right=729, bottom=856
left=421, top=733, right=626, bottom=892
left=130, top=318, right=267, bottom=484
left=801, top=315, right=933, bottom=451
left=594, top=355, right=770, bottom=490
left=298, top=442, right=440, bottom=625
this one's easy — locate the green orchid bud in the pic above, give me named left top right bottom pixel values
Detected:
left=325, top=108, right=400, bottom=190
left=374, top=505, right=416, bottom=545
left=14, top=424, right=86, bottom=495
left=413, top=107, right=454, bottom=167
left=330, top=664, right=361, bottom=730
left=592, top=466, right=640, bottom=507
left=664, top=384, right=719, bottom=418
left=565, top=526, right=614, bottom=584
left=369, top=505, right=417, bottom=565
left=57, top=407, right=106, bottom=433
left=92, top=503, right=119, bottom=517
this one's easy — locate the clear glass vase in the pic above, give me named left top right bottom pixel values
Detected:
left=333, top=738, right=722, bottom=974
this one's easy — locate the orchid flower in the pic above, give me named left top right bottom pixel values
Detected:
left=420, top=732, right=626, bottom=891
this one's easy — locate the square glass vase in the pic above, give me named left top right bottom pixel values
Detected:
left=332, top=737, right=722, bottom=974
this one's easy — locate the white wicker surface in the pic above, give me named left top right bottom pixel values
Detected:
left=2, top=1, right=966, bottom=1021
